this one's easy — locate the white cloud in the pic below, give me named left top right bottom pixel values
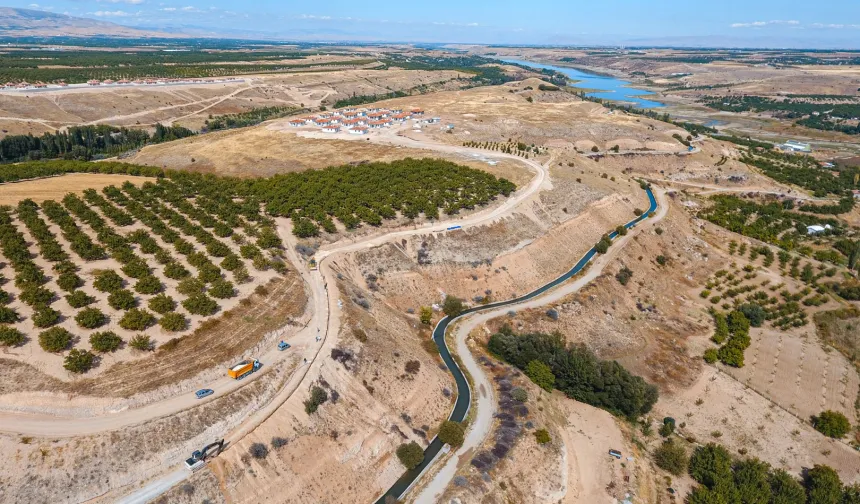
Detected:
left=98, top=0, right=145, bottom=4
left=810, top=23, right=860, bottom=29
left=731, top=20, right=799, bottom=28
left=297, top=14, right=332, bottom=20
left=92, top=10, right=132, bottom=16
left=160, top=6, right=175, bottom=10
left=431, top=21, right=479, bottom=27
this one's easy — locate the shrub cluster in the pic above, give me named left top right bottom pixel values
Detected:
left=488, top=326, right=657, bottom=419
left=303, top=386, right=328, bottom=414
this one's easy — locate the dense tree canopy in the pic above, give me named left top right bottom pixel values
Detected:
left=811, top=410, right=852, bottom=438
left=684, top=442, right=856, bottom=504
left=0, top=124, right=193, bottom=163
left=488, top=326, right=658, bottom=419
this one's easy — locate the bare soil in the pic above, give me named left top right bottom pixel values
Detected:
left=0, top=173, right=153, bottom=204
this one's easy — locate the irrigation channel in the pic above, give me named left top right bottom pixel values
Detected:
left=374, top=186, right=658, bottom=503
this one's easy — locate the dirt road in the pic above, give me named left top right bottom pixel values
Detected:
left=644, top=177, right=821, bottom=201
left=0, top=133, right=548, bottom=503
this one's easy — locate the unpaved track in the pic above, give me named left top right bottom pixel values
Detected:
left=0, top=136, right=548, bottom=502
left=83, top=84, right=253, bottom=127
left=644, top=177, right=820, bottom=201
left=411, top=189, right=669, bottom=504
left=0, top=139, right=546, bottom=437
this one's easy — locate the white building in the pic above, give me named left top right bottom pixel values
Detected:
left=322, top=125, right=340, bottom=133
left=349, top=127, right=368, bottom=135
left=807, top=224, right=832, bottom=235
left=780, top=140, right=812, bottom=153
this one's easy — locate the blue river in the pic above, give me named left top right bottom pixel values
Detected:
left=374, top=187, right=658, bottom=503
left=499, top=58, right=665, bottom=109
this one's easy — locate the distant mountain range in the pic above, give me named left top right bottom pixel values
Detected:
left=1, top=6, right=858, bottom=49
left=0, top=7, right=177, bottom=38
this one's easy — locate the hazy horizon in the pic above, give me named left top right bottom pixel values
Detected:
left=4, top=0, right=860, bottom=49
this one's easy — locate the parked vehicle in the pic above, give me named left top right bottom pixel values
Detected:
left=184, top=457, right=204, bottom=471
left=608, top=449, right=622, bottom=459
left=278, top=341, right=291, bottom=351
left=227, top=358, right=261, bottom=379
left=185, top=439, right=225, bottom=471
left=195, top=388, right=214, bottom=399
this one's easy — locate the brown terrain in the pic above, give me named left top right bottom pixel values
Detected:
left=0, top=55, right=857, bottom=504
left=461, top=46, right=860, bottom=155
left=0, top=68, right=463, bottom=137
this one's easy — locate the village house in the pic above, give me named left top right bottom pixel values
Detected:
left=322, top=125, right=341, bottom=133
left=349, top=127, right=368, bottom=135
left=289, top=119, right=306, bottom=127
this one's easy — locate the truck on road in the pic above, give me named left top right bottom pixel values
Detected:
left=228, top=359, right=260, bottom=379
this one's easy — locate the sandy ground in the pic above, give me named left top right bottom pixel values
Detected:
left=654, top=365, right=860, bottom=485
left=2, top=68, right=856, bottom=504
left=0, top=68, right=463, bottom=135
left=0, top=173, right=153, bottom=204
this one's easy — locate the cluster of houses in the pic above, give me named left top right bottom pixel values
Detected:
left=1, top=77, right=241, bottom=90
left=289, top=107, right=441, bottom=135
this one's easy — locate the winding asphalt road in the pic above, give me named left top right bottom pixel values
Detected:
left=2, top=130, right=661, bottom=503
left=1, top=140, right=547, bottom=502
left=409, top=187, right=666, bottom=503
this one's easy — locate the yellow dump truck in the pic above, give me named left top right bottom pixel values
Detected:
left=228, top=358, right=260, bottom=379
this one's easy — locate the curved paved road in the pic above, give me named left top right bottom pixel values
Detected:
left=411, top=189, right=668, bottom=503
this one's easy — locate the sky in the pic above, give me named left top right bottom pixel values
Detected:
left=10, top=0, right=860, bottom=47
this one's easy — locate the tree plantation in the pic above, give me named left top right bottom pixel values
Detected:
left=252, top=158, right=516, bottom=237
left=0, top=157, right=517, bottom=372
